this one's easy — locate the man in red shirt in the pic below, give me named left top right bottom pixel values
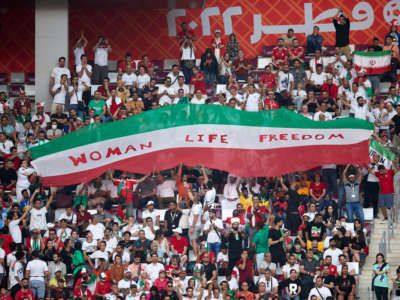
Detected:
left=289, top=38, right=304, bottom=64
left=15, top=278, right=35, bottom=300
left=233, top=49, right=251, bottom=81
left=118, top=52, right=136, bottom=73
left=371, top=162, right=399, bottom=220
left=170, top=228, right=188, bottom=264
left=260, top=65, right=276, bottom=90
left=236, top=249, right=254, bottom=286
left=190, top=67, right=206, bottom=95
left=13, top=92, right=31, bottom=115
left=321, top=77, right=338, bottom=100
left=94, top=272, right=111, bottom=298
left=177, top=22, right=197, bottom=44
left=310, top=173, right=327, bottom=206
left=264, top=91, right=279, bottom=110
left=272, top=38, right=289, bottom=68
left=73, top=282, right=94, bottom=300
left=97, top=77, right=111, bottom=100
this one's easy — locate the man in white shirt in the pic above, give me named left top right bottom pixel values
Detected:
left=76, top=54, right=92, bottom=86
left=51, top=74, right=72, bottom=113
left=339, top=61, right=356, bottom=81
left=259, top=268, right=279, bottom=295
left=309, top=64, right=326, bottom=93
left=174, top=76, right=190, bottom=96
left=137, top=66, right=151, bottom=90
left=308, top=276, right=332, bottom=300
left=203, top=209, right=224, bottom=255
left=141, top=201, right=160, bottom=227
left=342, top=96, right=369, bottom=120
left=87, top=214, right=106, bottom=241
left=313, top=103, right=333, bottom=121
left=50, top=56, right=71, bottom=89
left=191, top=89, right=207, bottom=104
left=9, top=251, right=24, bottom=296
left=122, top=66, right=138, bottom=88
left=226, top=86, right=245, bottom=103
left=29, top=191, right=54, bottom=232
left=89, top=241, right=109, bottom=268
left=158, top=77, right=176, bottom=105
left=147, top=253, right=164, bottom=282
left=309, top=49, right=323, bottom=73
left=277, top=63, right=294, bottom=93
left=167, top=65, right=184, bottom=88
left=93, top=35, right=112, bottom=84
left=156, top=174, right=176, bottom=209
left=323, top=239, right=343, bottom=267
left=222, top=176, right=239, bottom=209
left=68, top=75, right=89, bottom=114
left=0, top=132, right=14, bottom=155
left=26, top=251, right=49, bottom=300
left=282, top=255, right=300, bottom=279
left=57, top=206, right=77, bottom=225
left=9, top=207, right=30, bottom=245
left=244, top=84, right=262, bottom=112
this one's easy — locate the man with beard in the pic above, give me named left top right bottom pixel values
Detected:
left=15, top=278, right=35, bottom=300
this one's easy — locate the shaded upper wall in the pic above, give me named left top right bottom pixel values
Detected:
left=68, top=0, right=391, bottom=66
left=0, top=0, right=395, bottom=72
left=0, top=0, right=35, bottom=72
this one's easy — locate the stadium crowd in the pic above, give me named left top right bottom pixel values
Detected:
left=0, top=6, right=400, bottom=300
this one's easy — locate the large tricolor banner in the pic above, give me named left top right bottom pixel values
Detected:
left=353, top=51, right=391, bottom=75
left=31, top=105, right=373, bottom=186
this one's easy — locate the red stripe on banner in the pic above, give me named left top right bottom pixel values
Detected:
left=354, top=65, right=390, bottom=75
left=41, top=141, right=369, bottom=186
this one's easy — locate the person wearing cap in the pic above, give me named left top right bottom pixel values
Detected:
left=204, top=208, right=224, bottom=256
left=222, top=175, right=240, bottom=210
left=94, top=272, right=111, bottom=299
left=49, top=277, right=69, bottom=299
left=73, top=280, right=94, bottom=299
left=210, top=29, right=225, bottom=63
left=170, top=228, right=188, bottom=265
left=125, top=283, right=140, bottom=300
left=142, top=199, right=160, bottom=227
left=342, top=164, right=364, bottom=223
left=48, top=267, right=66, bottom=288
left=225, top=216, right=245, bottom=270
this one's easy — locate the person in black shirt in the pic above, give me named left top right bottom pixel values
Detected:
left=50, top=278, right=70, bottom=300
left=225, top=219, right=245, bottom=270
left=0, top=159, right=17, bottom=191
left=280, top=177, right=301, bottom=235
left=163, top=201, right=182, bottom=236
left=201, top=253, right=217, bottom=281
left=306, top=214, right=326, bottom=243
left=371, top=37, right=383, bottom=52
left=321, top=264, right=336, bottom=295
left=268, top=216, right=287, bottom=268
left=160, top=281, right=179, bottom=300
left=333, top=6, right=351, bottom=59
left=284, top=269, right=301, bottom=300
left=336, top=264, right=356, bottom=300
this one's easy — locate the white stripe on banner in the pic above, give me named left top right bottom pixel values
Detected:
left=32, top=124, right=371, bottom=177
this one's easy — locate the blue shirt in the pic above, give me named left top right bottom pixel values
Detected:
left=307, top=34, right=323, bottom=54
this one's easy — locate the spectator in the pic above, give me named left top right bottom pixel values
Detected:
left=308, top=276, right=332, bottom=300
left=386, top=25, right=400, bottom=48
left=180, top=39, right=196, bottom=84
left=226, top=33, right=239, bottom=61
left=15, top=278, right=35, bottom=300
left=211, top=29, right=225, bottom=62
left=281, top=28, right=296, bottom=48
left=372, top=253, right=390, bottom=300
left=272, top=38, right=289, bottom=67
left=233, top=49, right=251, bottom=81
left=118, top=52, right=136, bottom=73
left=50, top=74, right=71, bottom=113
left=307, top=26, right=323, bottom=54
left=49, top=57, right=71, bottom=95
left=92, top=35, right=112, bottom=84
left=200, top=48, right=219, bottom=85
left=177, top=22, right=197, bottom=45
left=26, top=250, right=49, bottom=300
left=88, top=91, right=107, bottom=120
left=383, top=36, right=399, bottom=82
left=333, top=6, right=351, bottom=60
left=218, top=52, right=232, bottom=84
left=73, top=30, right=88, bottom=66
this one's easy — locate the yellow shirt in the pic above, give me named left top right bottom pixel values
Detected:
left=296, top=180, right=310, bottom=196
left=240, top=195, right=253, bottom=210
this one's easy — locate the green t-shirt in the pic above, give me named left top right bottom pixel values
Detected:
left=88, top=99, right=106, bottom=116
left=373, top=263, right=390, bottom=288
left=177, top=96, right=190, bottom=104
left=253, top=223, right=269, bottom=254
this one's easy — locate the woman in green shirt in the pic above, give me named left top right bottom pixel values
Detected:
left=372, top=253, right=390, bottom=300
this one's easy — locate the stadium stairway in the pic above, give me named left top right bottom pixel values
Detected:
left=357, top=218, right=400, bottom=299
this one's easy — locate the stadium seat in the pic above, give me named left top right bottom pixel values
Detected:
left=8, top=84, right=24, bottom=97
left=164, top=59, right=178, bottom=70
left=379, top=82, right=391, bottom=94
left=0, top=85, right=7, bottom=94
left=249, top=70, right=263, bottom=81
left=356, top=44, right=369, bottom=52
left=205, top=84, right=215, bottom=96
left=216, top=84, right=227, bottom=95
left=108, top=60, right=117, bottom=72
left=10, top=72, right=25, bottom=84
left=91, top=85, right=101, bottom=96
left=363, top=208, right=374, bottom=222
left=26, top=72, right=35, bottom=84
left=155, top=71, right=169, bottom=83
left=152, top=60, right=163, bottom=70
left=324, top=45, right=336, bottom=56
left=108, top=72, right=118, bottom=83
left=262, top=45, right=274, bottom=57
left=0, top=73, right=7, bottom=84
left=257, top=57, right=272, bottom=69
left=24, top=84, right=35, bottom=97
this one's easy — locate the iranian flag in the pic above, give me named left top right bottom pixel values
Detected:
left=353, top=50, right=391, bottom=75
left=369, top=139, right=396, bottom=169
left=30, top=105, right=373, bottom=186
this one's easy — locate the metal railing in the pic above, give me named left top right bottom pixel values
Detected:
left=379, top=231, right=387, bottom=257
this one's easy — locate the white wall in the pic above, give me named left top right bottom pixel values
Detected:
left=35, top=0, right=69, bottom=111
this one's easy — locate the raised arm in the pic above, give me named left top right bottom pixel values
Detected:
left=342, top=164, right=350, bottom=182
left=45, top=190, right=56, bottom=210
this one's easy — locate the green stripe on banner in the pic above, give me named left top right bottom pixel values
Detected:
left=30, top=105, right=373, bottom=159
left=370, top=139, right=396, bottom=161
left=353, top=50, right=391, bottom=57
